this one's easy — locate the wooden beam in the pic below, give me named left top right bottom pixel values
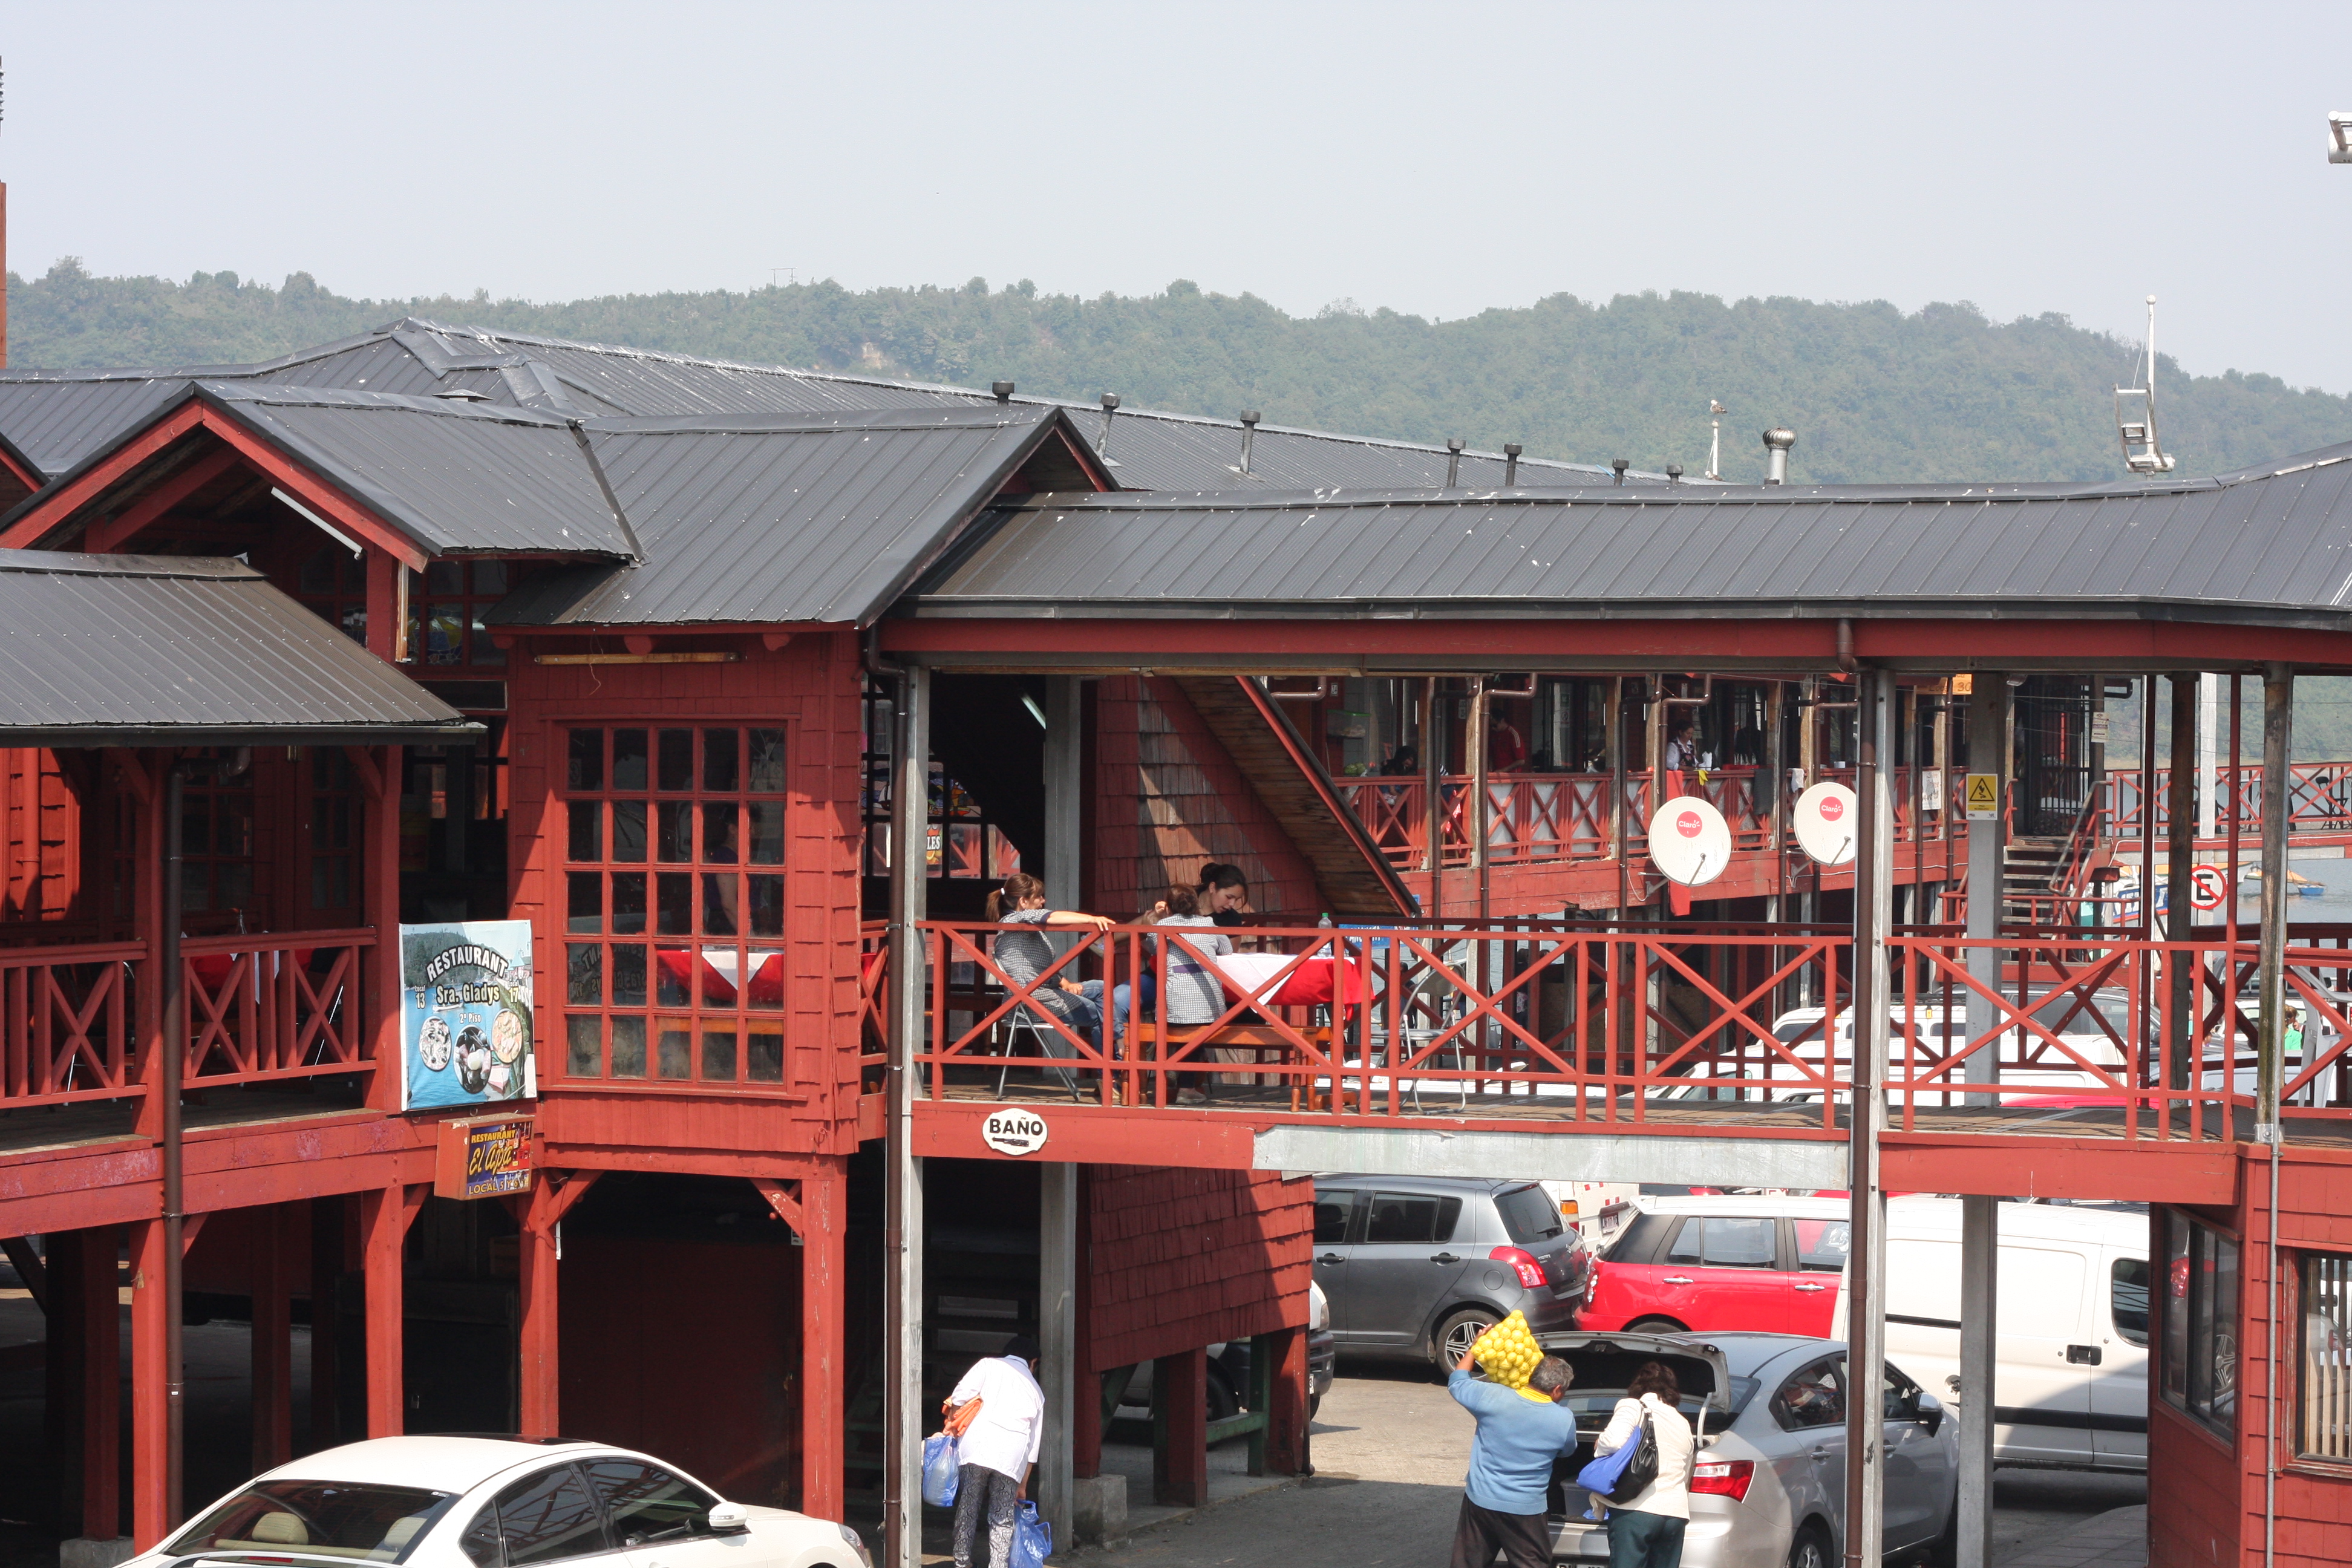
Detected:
left=82, top=443, right=245, bottom=555
left=0, top=399, right=207, bottom=550
left=361, top=1183, right=428, bottom=1437
left=532, top=652, right=741, bottom=666
left=343, top=745, right=386, bottom=802
left=0, top=1236, right=46, bottom=1312
left=751, top=1177, right=804, bottom=1232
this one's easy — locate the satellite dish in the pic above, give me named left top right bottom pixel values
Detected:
left=1794, top=782, right=1858, bottom=866
left=1647, top=795, right=1732, bottom=886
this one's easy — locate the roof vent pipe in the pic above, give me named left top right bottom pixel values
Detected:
left=1239, top=410, right=1260, bottom=474
left=991, top=381, right=1015, bottom=403
left=1097, top=393, right=1120, bottom=460
left=1504, top=443, right=1523, bottom=485
left=1612, top=457, right=1630, bottom=486
left=1762, top=426, right=1797, bottom=485
left=1446, top=438, right=1465, bottom=487
left=1665, top=463, right=1684, bottom=485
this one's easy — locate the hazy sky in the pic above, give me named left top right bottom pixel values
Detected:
left=5, top=2, right=2350, bottom=391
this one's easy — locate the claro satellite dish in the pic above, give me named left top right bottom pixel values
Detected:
left=1793, top=781, right=1858, bottom=866
left=1647, top=795, right=1733, bottom=886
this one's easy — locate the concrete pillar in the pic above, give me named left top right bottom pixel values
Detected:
left=800, top=1162, right=847, bottom=1521
left=2256, top=665, right=2294, bottom=1143
left=2198, top=673, right=2221, bottom=841
left=2166, top=676, right=2198, bottom=1089
left=1964, top=678, right=2007, bottom=1100
left=1038, top=1163, right=1078, bottom=1547
left=1843, top=668, right=1893, bottom=1568
left=1956, top=1195, right=1998, bottom=1568
left=883, top=665, right=930, bottom=1568
left=251, top=1204, right=293, bottom=1471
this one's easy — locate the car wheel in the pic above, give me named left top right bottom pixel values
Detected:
left=1206, top=1364, right=1241, bottom=1424
left=1788, top=1524, right=1832, bottom=1568
left=1434, top=1307, right=1499, bottom=1371
left=1308, top=1391, right=1322, bottom=1420
left=1625, top=1316, right=1687, bottom=1334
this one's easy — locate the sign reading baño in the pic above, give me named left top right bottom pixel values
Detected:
left=982, top=1109, right=1050, bottom=1157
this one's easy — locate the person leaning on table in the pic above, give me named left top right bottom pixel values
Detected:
left=1593, top=1359, right=1696, bottom=1568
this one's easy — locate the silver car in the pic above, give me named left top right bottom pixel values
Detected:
left=1538, top=1330, right=1958, bottom=1568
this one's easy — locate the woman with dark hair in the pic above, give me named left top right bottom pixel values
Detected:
left=1592, top=1359, right=1694, bottom=1568
left=1195, top=862, right=1253, bottom=927
left=986, top=873, right=1113, bottom=1085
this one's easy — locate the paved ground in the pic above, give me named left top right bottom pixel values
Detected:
left=1063, top=1364, right=2149, bottom=1568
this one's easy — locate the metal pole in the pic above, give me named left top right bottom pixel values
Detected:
left=1964, top=678, right=2005, bottom=1103
left=2256, top=664, right=2292, bottom=1145
left=1955, top=1195, right=1997, bottom=1568
left=2199, top=673, right=2220, bottom=842
left=884, top=667, right=930, bottom=1568
left=2227, top=673, right=2241, bottom=981
left=1843, top=668, right=1892, bottom=1568
left=1471, top=676, right=1490, bottom=925
left=163, top=760, right=188, bottom=1530
left=1609, top=678, right=1628, bottom=916
left=1423, top=678, right=1442, bottom=916
left=2166, top=675, right=2198, bottom=1089
left=1037, top=1164, right=1077, bottom=1547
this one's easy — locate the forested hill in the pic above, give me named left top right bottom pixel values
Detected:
left=8, top=259, right=2350, bottom=485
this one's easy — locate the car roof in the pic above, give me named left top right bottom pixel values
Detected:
left=1313, top=1173, right=1530, bottom=1194
left=1633, top=1195, right=1852, bottom=1218
left=260, top=1436, right=606, bottom=1492
left=1885, top=1195, right=2150, bottom=1244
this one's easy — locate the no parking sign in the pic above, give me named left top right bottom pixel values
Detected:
left=2189, top=865, right=2230, bottom=910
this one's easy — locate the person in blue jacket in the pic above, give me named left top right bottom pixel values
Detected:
left=1447, top=1344, right=1579, bottom=1568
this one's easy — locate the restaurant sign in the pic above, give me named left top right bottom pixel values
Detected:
left=434, top=1114, right=535, bottom=1200
left=400, top=920, right=536, bottom=1110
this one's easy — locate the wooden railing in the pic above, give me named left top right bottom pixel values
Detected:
left=0, top=938, right=143, bottom=1105
left=2105, top=762, right=2352, bottom=839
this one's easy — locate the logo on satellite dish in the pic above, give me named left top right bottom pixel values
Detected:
left=1676, top=811, right=1703, bottom=838
left=1818, top=796, right=1844, bottom=822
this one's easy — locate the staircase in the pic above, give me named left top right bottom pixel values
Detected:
left=2001, top=835, right=2073, bottom=923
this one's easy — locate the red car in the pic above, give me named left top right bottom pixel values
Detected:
left=1578, top=1196, right=1851, bottom=1338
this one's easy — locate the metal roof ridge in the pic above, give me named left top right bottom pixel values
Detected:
left=0, top=325, right=404, bottom=384
left=194, top=381, right=580, bottom=426
left=580, top=406, right=1056, bottom=436
left=0, top=548, right=263, bottom=580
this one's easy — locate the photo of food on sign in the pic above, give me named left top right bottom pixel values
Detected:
left=400, top=921, right=536, bottom=1110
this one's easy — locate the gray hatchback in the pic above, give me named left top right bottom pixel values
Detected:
left=1312, top=1175, right=1590, bottom=1367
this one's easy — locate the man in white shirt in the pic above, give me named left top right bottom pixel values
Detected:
left=944, top=1335, right=1045, bottom=1568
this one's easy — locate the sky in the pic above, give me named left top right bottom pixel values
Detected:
left=3, top=1, right=2350, bottom=390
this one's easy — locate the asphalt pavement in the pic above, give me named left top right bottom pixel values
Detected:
left=1062, top=1363, right=2147, bottom=1568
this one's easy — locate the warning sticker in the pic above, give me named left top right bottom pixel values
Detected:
left=1965, top=773, right=2000, bottom=820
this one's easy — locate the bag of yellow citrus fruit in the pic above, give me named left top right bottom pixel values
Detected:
left=1468, top=1312, right=1552, bottom=1402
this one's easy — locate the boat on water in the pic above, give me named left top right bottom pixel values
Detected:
left=2239, top=863, right=2328, bottom=896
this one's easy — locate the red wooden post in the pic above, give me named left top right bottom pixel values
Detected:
left=1151, top=1348, right=1207, bottom=1507
left=800, top=1160, right=846, bottom=1521
left=80, top=1227, right=122, bottom=1539
left=361, top=1184, right=426, bottom=1437
left=517, top=1183, right=561, bottom=1439
left=358, top=745, right=403, bottom=1112
left=129, top=1217, right=170, bottom=1547
left=131, top=759, right=166, bottom=1141
left=309, top=1195, right=344, bottom=1452
left=252, top=1204, right=293, bottom=1471
left=1260, top=1325, right=1308, bottom=1476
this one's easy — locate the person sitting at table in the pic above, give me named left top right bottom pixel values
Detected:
left=1154, top=886, right=1233, bottom=1105
left=1111, top=889, right=1172, bottom=1054
left=985, top=874, right=1113, bottom=1086
left=1197, top=863, right=1254, bottom=928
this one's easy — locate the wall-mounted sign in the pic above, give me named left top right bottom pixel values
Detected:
left=400, top=920, right=536, bottom=1111
left=434, top=1114, right=534, bottom=1200
left=981, top=1108, right=1050, bottom=1157
left=1964, top=773, right=2001, bottom=822
left=2189, top=865, right=2230, bottom=911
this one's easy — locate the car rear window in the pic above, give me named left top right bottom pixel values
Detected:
left=1495, top=1184, right=1563, bottom=1244
left=1604, top=1211, right=1673, bottom=1262
left=1795, top=1219, right=1850, bottom=1272
left=170, top=1480, right=457, bottom=1563
left=1365, top=1192, right=1463, bottom=1244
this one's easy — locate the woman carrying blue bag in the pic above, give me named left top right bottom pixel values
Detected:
left=1577, top=1361, right=1694, bottom=1568
left=936, top=1335, right=1046, bottom=1568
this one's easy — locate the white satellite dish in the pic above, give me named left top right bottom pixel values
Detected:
left=1647, top=795, right=1732, bottom=886
left=1793, top=782, right=1859, bottom=866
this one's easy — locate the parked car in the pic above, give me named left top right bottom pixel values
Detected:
left=131, top=1436, right=867, bottom=1568
left=1112, top=1280, right=1338, bottom=1431
left=1582, top=1196, right=1852, bottom=1339
left=1312, top=1174, right=1590, bottom=1366
left=1537, top=1328, right=1957, bottom=1568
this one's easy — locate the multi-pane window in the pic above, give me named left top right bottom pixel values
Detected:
left=2163, top=1212, right=2239, bottom=1439
left=2301, top=1254, right=2352, bottom=1461
left=560, top=725, right=789, bottom=1086
left=296, top=542, right=368, bottom=645
left=179, top=771, right=257, bottom=923
left=404, top=560, right=518, bottom=669
left=310, top=748, right=358, bottom=914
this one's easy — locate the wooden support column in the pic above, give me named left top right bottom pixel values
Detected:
left=799, top=1162, right=847, bottom=1522
left=517, top=1171, right=603, bottom=1439
left=355, top=745, right=404, bottom=1111
left=1255, top=1326, right=1309, bottom=1477
left=131, top=759, right=166, bottom=1141
left=361, top=1184, right=427, bottom=1437
left=252, top=1204, right=293, bottom=1472
left=80, top=1227, right=123, bottom=1542
left=309, top=1196, right=345, bottom=1452
left=1150, top=1348, right=1207, bottom=1507
left=129, top=1218, right=171, bottom=1548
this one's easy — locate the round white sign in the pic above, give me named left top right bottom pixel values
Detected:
left=2189, top=864, right=2229, bottom=911
left=1645, top=795, right=1733, bottom=886
left=1792, top=782, right=1860, bottom=867
left=981, top=1108, right=1050, bottom=1157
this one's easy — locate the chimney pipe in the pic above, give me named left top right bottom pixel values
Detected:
left=1611, top=457, right=1630, bottom=486
left=1762, top=426, right=1796, bottom=485
left=1239, top=410, right=1260, bottom=474
left=1665, top=463, right=1683, bottom=485
left=1504, top=443, right=1523, bottom=486
left=1446, top=438, right=1465, bottom=488
left=991, top=381, right=1014, bottom=404
left=1098, top=393, right=1120, bottom=459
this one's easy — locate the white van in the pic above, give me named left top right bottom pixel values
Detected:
left=1538, top=1180, right=1640, bottom=1243
left=1844, top=1198, right=2151, bottom=1472
left=1653, top=1001, right=2131, bottom=1103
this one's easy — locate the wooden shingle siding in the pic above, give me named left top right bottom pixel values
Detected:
left=1082, top=1164, right=1312, bottom=1372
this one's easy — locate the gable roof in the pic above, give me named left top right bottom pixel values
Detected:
left=908, top=441, right=2352, bottom=628
left=0, top=549, right=478, bottom=746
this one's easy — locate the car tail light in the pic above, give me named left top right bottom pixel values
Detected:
left=1584, top=1260, right=1604, bottom=1307
left=1690, top=1457, right=1754, bottom=1501
left=1491, top=1245, right=1546, bottom=1290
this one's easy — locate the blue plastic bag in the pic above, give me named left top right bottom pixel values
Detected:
left=921, top=1433, right=960, bottom=1508
left=1008, top=1499, right=1052, bottom=1568
left=1573, top=1419, right=1642, bottom=1505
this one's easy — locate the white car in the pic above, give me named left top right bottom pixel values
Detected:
left=128, top=1436, right=868, bottom=1568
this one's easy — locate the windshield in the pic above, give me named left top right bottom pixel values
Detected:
left=1497, top=1184, right=1565, bottom=1245
left=168, top=1480, right=457, bottom=1563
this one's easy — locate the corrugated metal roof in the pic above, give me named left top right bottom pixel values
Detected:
left=491, top=405, right=1073, bottom=627
left=0, top=549, right=480, bottom=745
left=910, top=443, right=2352, bottom=626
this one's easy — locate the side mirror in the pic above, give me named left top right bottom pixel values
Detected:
left=707, top=1504, right=751, bottom=1537
left=1915, top=1391, right=1943, bottom=1436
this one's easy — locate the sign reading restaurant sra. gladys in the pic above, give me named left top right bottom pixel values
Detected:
left=400, top=921, right=537, bottom=1111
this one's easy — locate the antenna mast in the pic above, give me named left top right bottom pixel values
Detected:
left=1706, top=400, right=1725, bottom=481
left=2115, top=295, right=2175, bottom=475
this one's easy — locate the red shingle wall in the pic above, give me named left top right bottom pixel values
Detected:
left=1082, top=1165, right=1313, bottom=1371
left=1, top=747, right=80, bottom=924
left=1088, top=676, right=1321, bottom=918
left=2149, top=1403, right=2243, bottom=1568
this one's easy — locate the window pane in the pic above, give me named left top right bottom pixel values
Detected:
left=181, top=795, right=212, bottom=856
left=471, top=607, right=505, bottom=667
left=610, top=1016, right=647, bottom=1078
left=2302, top=1255, right=2352, bottom=1460
left=747, top=1030, right=783, bottom=1082
left=658, top=730, right=694, bottom=791
left=749, top=875, right=783, bottom=939
left=1796, top=1219, right=1850, bottom=1272
left=493, top=1465, right=607, bottom=1567
left=612, top=945, right=647, bottom=1008
left=423, top=604, right=465, bottom=665
left=703, top=802, right=739, bottom=863
left=703, top=730, right=739, bottom=793
left=566, top=872, right=601, bottom=934
left=657, top=1022, right=692, bottom=1079
left=2163, top=1220, right=2190, bottom=1406
left=218, top=794, right=255, bottom=856
left=746, top=949, right=783, bottom=1011
left=1315, top=1197, right=1351, bottom=1245
left=2204, top=1231, right=2239, bottom=1427
left=612, top=730, right=648, bottom=791
left=748, top=728, right=786, bottom=792
left=566, top=944, right=602, bottom=1007
left=462, top=1506, right=501, bottom=1568
left=1364, top=1193, right=1445, bottom=1246
left=656, top=873, right=692, bottom=935
left=611, top=872, right=647, bottom=935
left=566, top=802, right=600, bottom=864
left=610, top=800, right=647, bottom=863
left=2111, top=1257, right=2150, bottom=1348
left=1772, top=1361, right=1845, bottom=1430
left=1667, top=1220, right=1704, bottom=1266
left=566, top=1015, right=602, bottom=1077
left=656, top=802, right=693, bottom=863
left=702, top=874, right=739, bottom=936
left=579, top=1462, right=717, bottom=1549
left=748, top=802, right=785, bottom=864
left=567, top=730, right=603, bottom=792
left=656, top=949, right=691, bottom=1008
left=1702, top=1217, right=1777, bottom=1269
left=472, top=560, right=509, bottom=595
left=425, top=561, right=463, bottom=595
left=701, top=1028, right=737, bottom=1082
